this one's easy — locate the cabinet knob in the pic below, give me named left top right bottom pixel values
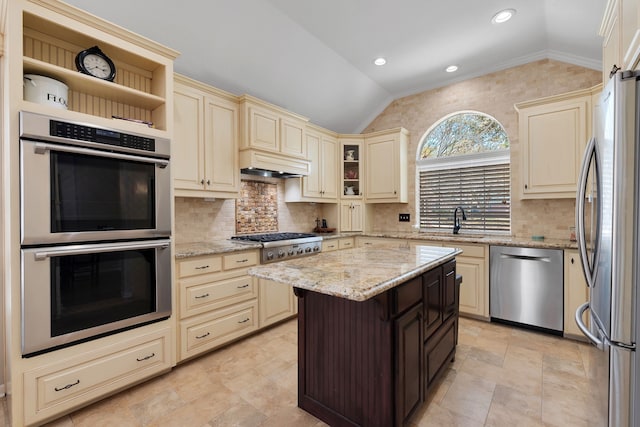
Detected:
left=524, top=184, right=528, bottom=190
left=200, top=179, right=205, bottom=185
left=571, top=258, right=575, bottom=264
left=207, top=179, right=211, bottom=185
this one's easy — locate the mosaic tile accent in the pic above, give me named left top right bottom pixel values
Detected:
left=236, top=180, right=278, bottom=234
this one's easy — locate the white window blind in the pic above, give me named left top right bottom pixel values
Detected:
left=419, top=162, right=510, bottom=232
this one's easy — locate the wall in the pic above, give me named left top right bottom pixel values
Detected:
left=175, top=175, right=322, bottom=244
left=362, top=59, right=601, bottom=239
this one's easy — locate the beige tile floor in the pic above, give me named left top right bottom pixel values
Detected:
left=0, top=317, right=604, bottom=427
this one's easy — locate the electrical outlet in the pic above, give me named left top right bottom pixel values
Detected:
left=399, top=213, right=410, bottom=222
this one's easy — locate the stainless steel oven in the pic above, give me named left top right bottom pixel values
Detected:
left=19, top=111, right=173, bottom=356
left=20, top=111, right=171, bottom=245
left=21, top=239, right=172, bottom=356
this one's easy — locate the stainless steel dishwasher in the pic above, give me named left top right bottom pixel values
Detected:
left=489, top=245, right=563, bottom=333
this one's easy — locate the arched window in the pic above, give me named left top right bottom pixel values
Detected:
left=416, top=111, right=511, bottom=233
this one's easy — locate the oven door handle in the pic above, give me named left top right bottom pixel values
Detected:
left=33, top=142, right=169, bottom=168
left=33, top=240, right=171, bottom=261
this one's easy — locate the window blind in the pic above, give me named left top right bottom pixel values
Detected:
left=419, top=163, right=510, bottom=232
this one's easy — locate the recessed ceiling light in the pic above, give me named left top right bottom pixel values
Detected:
left=491, top=8, right=516, bottom=24
left=374, top=57, right=387, bottom=66
left=446, top=65, right=458, bottom=73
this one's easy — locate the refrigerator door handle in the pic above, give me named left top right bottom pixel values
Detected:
left=575, top=302, right=605, bottom=349
left=576, top=136, right=597, bottom=288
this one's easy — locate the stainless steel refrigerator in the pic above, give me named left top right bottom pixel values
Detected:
left=575, top=70, right=639, bottom=427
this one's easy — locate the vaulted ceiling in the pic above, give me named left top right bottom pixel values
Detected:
left=65, top=0, right=607, bottom=133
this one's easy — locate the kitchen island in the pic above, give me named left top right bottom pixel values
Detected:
left=249, top=245, right=462, bottom=427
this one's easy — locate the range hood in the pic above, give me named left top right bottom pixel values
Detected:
left=239, top=150, right=310, bottom=178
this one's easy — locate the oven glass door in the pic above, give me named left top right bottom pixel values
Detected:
left=21, top=240, right=172, bottom=356
left=51, top=150, right=156, bottom=232
left=20, top=139, right=171, bottom=244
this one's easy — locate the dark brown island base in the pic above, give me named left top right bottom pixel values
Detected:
left=248, top=245, right=462, bottom=427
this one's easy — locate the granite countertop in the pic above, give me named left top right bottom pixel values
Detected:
left=174, top=240, right=261, bottom=259
left=248, top=245, right=462, bottom=301
left=322, top=231, right=577, bottom=250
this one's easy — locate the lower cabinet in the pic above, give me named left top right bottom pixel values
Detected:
left=259, top=278, right=297, bottom=327
left=176, top=250, right=260, bottom=361
left=322, top=237, right=355, bottom=252
left=455, top=244, right=488, bottom=318
left=23, top=327, right=172, bottom=426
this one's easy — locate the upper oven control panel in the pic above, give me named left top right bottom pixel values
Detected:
left=50, top=120, right=155, bottom=152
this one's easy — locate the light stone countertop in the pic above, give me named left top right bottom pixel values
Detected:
left=248, top=245, right=462, bottom=301
left=321, top=231, right=577, bottom=250
left=174, top=240, right=261, bottom=259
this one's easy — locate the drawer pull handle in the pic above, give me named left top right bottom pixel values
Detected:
left=195, top=265, right=210, bottom=270
left=194, top=293, right=210, bottom=299
left=136, top=353, right=155, bottom=362
left=237, top=284, right=250, bottom=289
left=196, top=332, right=210, bottom=339
left=238, top=318, right=250, bottom=324
left=236, top=259, right=249, bottom=263
left=55, top=379, right=80, bottom=391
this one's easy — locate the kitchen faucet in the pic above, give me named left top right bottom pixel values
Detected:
left=453, top=206, right=467, bottom=234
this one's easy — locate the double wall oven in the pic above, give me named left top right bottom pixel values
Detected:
left=19, top=111, right=172, bottom=356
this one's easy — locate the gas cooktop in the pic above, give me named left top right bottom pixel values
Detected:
left=231, top=232, right=322, bottom=263
left=231, top=232, right=318, bottom=243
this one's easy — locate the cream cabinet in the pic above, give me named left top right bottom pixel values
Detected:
left=364, top=128, right=409, bottom=203
left=322, top=237, right=355, bottom=252
left=176, top=250, right=260, bottom=361
left=515, top=87, right=600, bottom=199
left=564, top=250, right=589, bottom=338
left=340, top=137, right=364, bottom=198
left=285, top=126, right=338, bottom=202
left=340, top=201, right=364, bottom=232
left=239, top=95, right=308, bottom=159
left=174, top=75, right=240, bottom=198
left=455, top=243, right=489, bottom=318
left=601, top=0, right=640, bottom=81
left=259, top=279, right=297, bottom=327
left=23, top=327, right=171, bottom=426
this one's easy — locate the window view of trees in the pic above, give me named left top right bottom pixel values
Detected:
left=419, top=112, right=509, bottom=159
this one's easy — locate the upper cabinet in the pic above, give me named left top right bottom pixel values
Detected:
left=173, top=74, right=240, bottom=198
left=13, top=1, right=177, bottom=133
left=364, top=128, right=409, bottom=203
left=515, top=85, right=601, bottom=199
left=601, top=0, right=640, bottom=82
left=340, top=136, right=364, bottom=198
left=285, top=125, right=338, bottom=202
left=239, top=95, right=308, bottom=159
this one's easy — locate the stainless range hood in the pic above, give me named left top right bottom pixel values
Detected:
left=239, top=149, right=310, bottom=178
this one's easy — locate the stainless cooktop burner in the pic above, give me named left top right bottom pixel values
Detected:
left=231, top=232, right=322, bottom=263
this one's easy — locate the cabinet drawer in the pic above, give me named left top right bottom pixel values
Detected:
left=179, top=256, right=222, bottom=278
left=455, top=244, right=485, bottom=258
left=223, top=251, right=258, bottom=270
left=180, top=300, right=258, bottom=360
left=24, top=328, right=170, bottom=425
left=182, top=275, right=257, bottom=318
left=338, top=238, right=354, bottom=249
left=393, top=276, right=423, bottom=316
left=322, top=241, right=339, bottom=252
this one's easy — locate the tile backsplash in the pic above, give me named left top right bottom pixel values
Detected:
left=174, top=175, right=322, bottom=244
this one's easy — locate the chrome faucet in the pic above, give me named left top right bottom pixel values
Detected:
left=453, top=206, right=467, bottom=234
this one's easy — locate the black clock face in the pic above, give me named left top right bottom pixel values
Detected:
left=82, top=54, right=113, bottom=80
